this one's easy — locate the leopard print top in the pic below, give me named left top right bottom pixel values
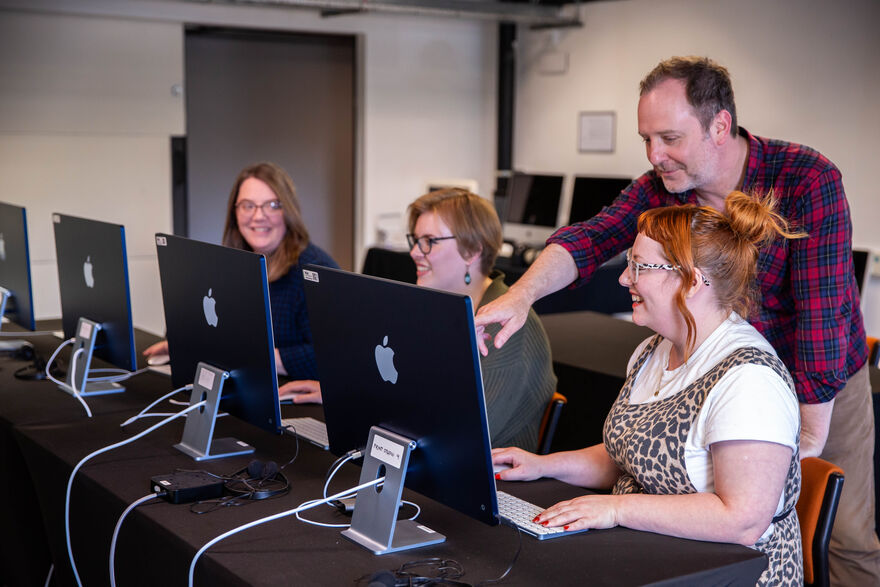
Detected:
left=603, top=335, right=803, bottom=586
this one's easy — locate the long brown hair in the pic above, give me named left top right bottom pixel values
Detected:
left=638, top=190, right=805, bottom=359
left=222, top=162, right=310, bottom=282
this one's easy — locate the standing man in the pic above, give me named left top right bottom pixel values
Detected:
left=476, top=56, right=879, bottom=585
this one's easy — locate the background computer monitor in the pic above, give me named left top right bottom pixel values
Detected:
left=304, top=266, right=497, bottom=527
left=568, top=175, right=632, bottom=225
left=53, top=213, right=136, bottom=371
left=155, top=234, right=282, bottom=437
left=853, top=248, right=869, bottom=298
left=499, top=172, right=565, bottom=246
left=0, top=202, right=36, bottom=331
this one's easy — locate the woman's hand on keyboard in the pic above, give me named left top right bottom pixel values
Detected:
left=491, top=447, right=545, bottom=481
left=279, top=379, right=323, bottom=404
left=532, top=494, right=619, bottom=532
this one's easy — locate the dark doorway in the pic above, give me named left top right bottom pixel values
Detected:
left=183, top=26, right=356, bottom=269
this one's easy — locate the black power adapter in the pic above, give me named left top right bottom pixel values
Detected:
left=151, top=471, right=225, bottom=504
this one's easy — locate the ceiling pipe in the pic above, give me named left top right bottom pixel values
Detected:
left=188, top=0, right=582, bottom=27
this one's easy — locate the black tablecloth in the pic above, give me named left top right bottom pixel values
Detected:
left=1, top=322, right=766, bottom=587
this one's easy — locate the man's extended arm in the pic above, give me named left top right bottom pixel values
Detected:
left=474, top=244, right=578, bottom=355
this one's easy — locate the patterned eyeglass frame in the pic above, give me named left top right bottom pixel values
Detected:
left=626, top=248, right=710, bottom=286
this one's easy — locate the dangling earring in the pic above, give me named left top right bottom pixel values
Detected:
left=464, top=264, right=472, bottom=285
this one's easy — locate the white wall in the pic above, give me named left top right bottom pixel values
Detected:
left=0, top=0, right=498, bottom=335
left=0, top=10, right=182, bottom=334
left=513, top=0, right=880, bottom=332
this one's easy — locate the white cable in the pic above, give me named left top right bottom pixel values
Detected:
left=86, top=367, right=150, bottom=383
left=65, top=401, right=207, bottom=587
left=121, top=412, right=176, bottom=422
left=44, top=338, right=74, bottom=388
left=313, top=454, right=420, bottom=525
left=188, top=476, right=385, bottom=586
left=48, top=345, right=93, bottom=418
left=44, top=564, right=53, bottom=587
left=109, top=493, right=159, bottom=587
left=120, top=385, right=193, bottom=427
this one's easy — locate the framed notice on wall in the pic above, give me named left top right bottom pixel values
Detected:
left=578, top=111, right=616, bottom=153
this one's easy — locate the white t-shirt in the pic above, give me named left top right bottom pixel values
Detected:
left=625, top=314, right=799, bottom=536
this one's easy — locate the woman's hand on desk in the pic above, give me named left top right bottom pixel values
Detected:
left=279, top=380, right=322, bottom=404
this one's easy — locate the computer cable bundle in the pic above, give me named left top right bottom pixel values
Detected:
left=84, top=365, right=150, bottom=384
left=292, top=448, right=422, bottom=529
left=109, top=492, right=164, bottom=587
left=44, top=338, right=93, bottom=417
left=65, top=401, right=207, bottom=587
left=119, top=384, right=194, bottom=427
left=188, top=475, right=386, bottom=587
left=357, top=526, right=523, bottom=587
left=185, top=436, right=299, bottom=513
left=357, top=558, right=468, bottom=586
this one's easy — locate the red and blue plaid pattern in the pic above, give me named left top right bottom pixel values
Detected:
left=548, top=128, right=866, bottom=403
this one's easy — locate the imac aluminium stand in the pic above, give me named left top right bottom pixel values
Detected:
left=342, top=426, right=445, bottom=555
left=58, top=317, right=125, bottom=396
left=174, top=362, right=254, bottom=461
left=0, top=287, right=28, bottom=353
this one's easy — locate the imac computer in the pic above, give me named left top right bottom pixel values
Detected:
left=53, top=213, right=137, bottom=396
left=0, top=202, right=36, bottom=353
left=303, top=265, right=498, bottom=555
left=499, top=172, right=565, bottom=246
left=155, top=233, right=282, bottom=461
left=568, top=175, right=632, bottom=224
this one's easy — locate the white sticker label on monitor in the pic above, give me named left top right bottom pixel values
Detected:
left=78, top=321, right=92, bottom=339
left=53, top=214, right=60, bottom=224
left=198, top=367, right=215, bottom=390
left=303, top=269, right=319, bottom=283
left=156, top=235, right=167, bottom=246
left=370, top=434, right=404, bottom=469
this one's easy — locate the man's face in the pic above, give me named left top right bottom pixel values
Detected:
left=637, top=78, right=718, bottom=194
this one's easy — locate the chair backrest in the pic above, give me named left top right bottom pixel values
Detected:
left=796, top=457, right=845, bottom=587
left=867, top=336, right=879, bottom=366
left=537, top=391, right=567, bottom=455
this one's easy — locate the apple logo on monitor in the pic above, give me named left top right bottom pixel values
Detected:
left=203, top=288, right=218, bottom=327
left=83, top=256, right=95, bottom=288
left=0, top=233, right=5, bottom=262
left=374, top=335, right=398, bottom=384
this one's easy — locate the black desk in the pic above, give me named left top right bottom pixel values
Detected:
left=540, top=312, right=651, bottom=451
left=1, top=323, right=766, bottom=586
left=361, top=247, right=632, bottom=315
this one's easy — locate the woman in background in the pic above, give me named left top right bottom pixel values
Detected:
left=144, top=161, right=338, bottom=379
left=282, top=188, right=556, bottom=451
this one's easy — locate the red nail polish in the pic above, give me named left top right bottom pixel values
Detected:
left=564, top=525, right=570, bottom=531
left=494, top=473, right=501, bottom=480
left=532, top=516, right=540, bottom=523
left=541, top=521, right=549, bottom=526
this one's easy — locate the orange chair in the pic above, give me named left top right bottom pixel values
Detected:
left=537, top=392, right=567, bottom=455
left=867, top=336, right=880, bottom=366
left=796, top=457, right=845, bottom=587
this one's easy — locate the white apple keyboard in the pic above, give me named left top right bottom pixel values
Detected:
left=496, top=490, right=589, bottom=540
left=281, top=416, right=329, bottom=450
